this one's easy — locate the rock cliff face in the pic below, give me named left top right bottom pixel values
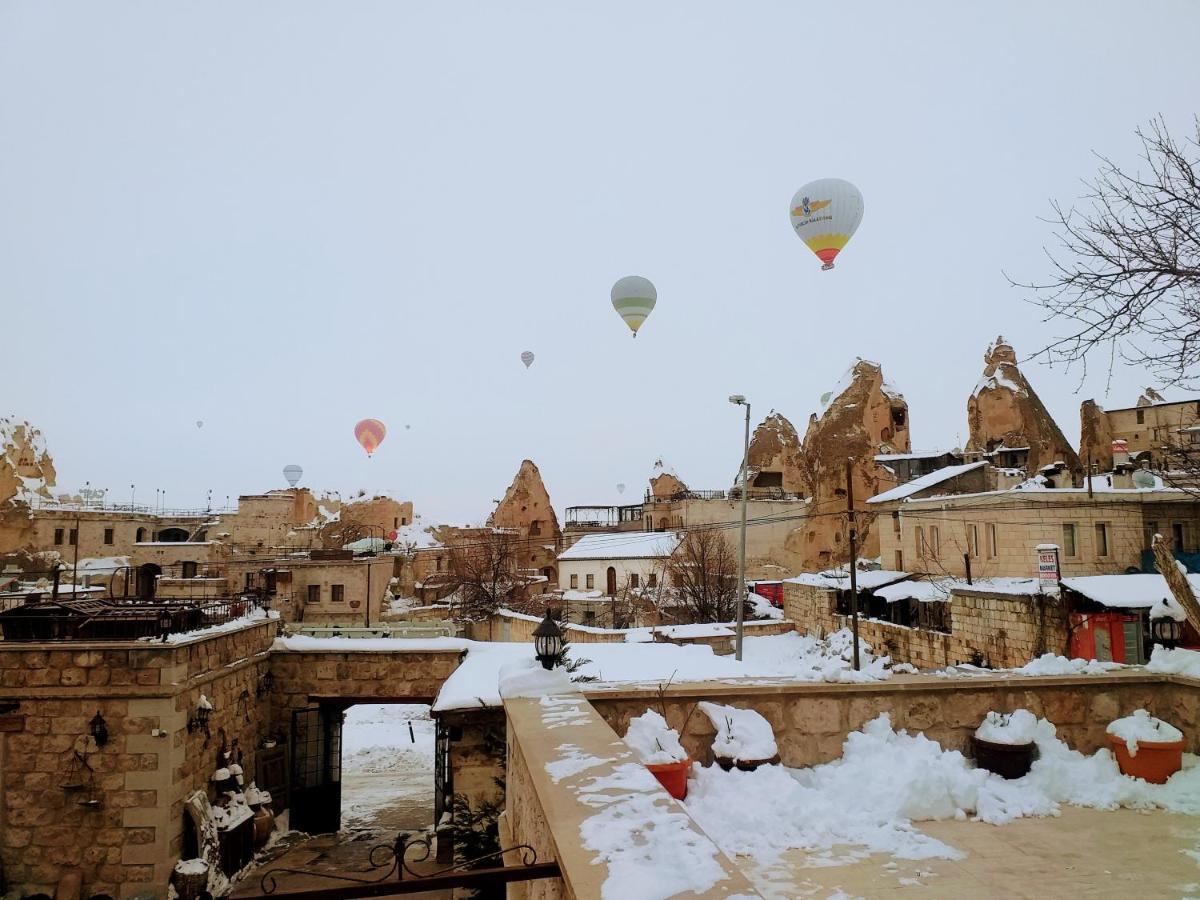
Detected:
left=649, top=458, right=688, bottom=500
left=740, top=412, right=806, bottom=495
left=1079, top=399, right=1114, bottom=473
left=488, top=459, right=561, bottom=578
left=786, top=360, right=910, bottom=570
left=0, top=418, right=57, bottom=560
left=966, top=336, right=1080, bottom=474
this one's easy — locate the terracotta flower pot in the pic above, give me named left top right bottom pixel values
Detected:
left=1108, top=734, right=1185, bottom=784
left=645, top=758, right=690, bottom=800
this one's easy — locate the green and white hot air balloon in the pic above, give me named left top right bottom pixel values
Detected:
left=611, top=275, right=656, bottom=338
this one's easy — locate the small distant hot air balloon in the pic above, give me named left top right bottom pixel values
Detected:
left=195, top=420, right=204, bottom=429
left=283, top=465, right=303, bottom=487
left=611, top=275, right=656, bottom=338
left=354, top=419, right=387, bottom=457
left=616, top=483, right=626, bottom=495
left=789, top=178, right=864, bottom=270
left=521, top=351, right=535, bottom=369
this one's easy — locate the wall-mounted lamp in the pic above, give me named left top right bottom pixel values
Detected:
left=533, top=611, right=563, bottom=671
left=187, top=694, right=213, bottom=742
left=256, top=670, right=275, bottom=699
left=89, top=710, right=109, bottom=748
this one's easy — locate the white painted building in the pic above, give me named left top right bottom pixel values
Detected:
left=556, top=531, right=682, bottom=596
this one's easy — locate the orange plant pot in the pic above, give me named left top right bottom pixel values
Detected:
left=645, top=759, right=691, bottom=800
left=1107, top=735, right=1185, bottom=784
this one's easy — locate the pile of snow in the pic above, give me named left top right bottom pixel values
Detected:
left=342, top=704, right=435, bottom=775
left=1106, top=710, right=1184, bottom=755
left=1148, top=596, right=1187, bottom=622
left=624, top=710, right=687, bottom=765
left=1146, top=645, right=1200, bottom=678
left=685, top=711, right=1200, bottom=869
left=497, top=658, right=576, bottom=700
left=1014, top=653, right=1123, bottom=676
left=698, top=702, right=777, bottom=763
left=747, top=590, right=784, bottom=620
left=975, top=710, right=1039, bottom=745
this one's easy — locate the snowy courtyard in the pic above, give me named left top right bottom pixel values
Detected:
left=339, top=703, right=436, bottom=834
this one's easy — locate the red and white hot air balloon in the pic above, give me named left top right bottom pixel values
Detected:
left=354, top=419, right=387, bottom=457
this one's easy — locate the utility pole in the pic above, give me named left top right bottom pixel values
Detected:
left=729, top=395, right=751, bottom=661
left=846, top=458, right=860, bottom=671
left=365, top=558, right=372, bottom=629
left=1087, top=451, right=1093, bottom=499
left=72, top=514, right=81, bottom=592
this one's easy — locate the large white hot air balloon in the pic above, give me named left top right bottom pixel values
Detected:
left=611, top=275, right=656, bottom=337
left=521, top=351, right=535, bottom=369
left=788, top=178, right=864, bottom=270
left=283, top=465, right=303, bottom=487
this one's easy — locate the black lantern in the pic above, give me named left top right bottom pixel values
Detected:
left=533, top=611, right=563, bottom=671
left=1151, top=615, right=1183, bottom=650
left=157, top=608, right=172, bottom=642
left=256, top=669, right=275, bottom=698
left=187, top=695, right=213, bottom=742
left=89, top=710, right=109, bottom=748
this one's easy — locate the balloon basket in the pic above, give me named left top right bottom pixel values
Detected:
left=821, top=262, right=835, bottom=270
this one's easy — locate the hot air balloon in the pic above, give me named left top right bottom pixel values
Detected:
left=521, top=351, right=535, bottom=369
left=789, top=178, right=864, bottom=270
left=195, top=420, right=204, bottom=429
left=611, top=275, right=656, bottom=337
left=616, top=483, right=626, bottom=495
left=283, top=465, right=303, bottom=487
left=354, top=419, right=387, bottom=457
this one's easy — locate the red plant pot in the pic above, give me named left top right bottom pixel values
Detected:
left=645, top=759, right=691, bottom=800
left=1107, top=734, right=1186, bottom=784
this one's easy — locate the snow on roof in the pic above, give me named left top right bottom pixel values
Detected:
left=874, top=449, right=959, bottom=462
left=874, top=576, right=1046, bottom=603
left=558, top=531, right=681, bottom=562
left=784, top=569, right=910, bottom=591
left=1060, top=573, right=1200, bottom=610
left=867, top=461, right=987, bottom=504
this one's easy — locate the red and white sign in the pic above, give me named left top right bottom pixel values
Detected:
left=1035, top=544, right=1060, bottom=592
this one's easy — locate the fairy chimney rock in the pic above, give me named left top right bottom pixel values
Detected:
left=967, top=336, right=1080, bottom=474
left=1079, top=400, right=1114, bottom=473
left=1, top=417, right=56, bottom=506
left=788, top=360, right=910, bottom=570
left=489, top=459, right=561, bottom=541
left=649, top=458, right=688, bottom=500
left=741, top=411, right=805, bottom=495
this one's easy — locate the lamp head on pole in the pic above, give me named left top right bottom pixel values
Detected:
left=728, top=394, right=746, bottom=406
left=533, top=611, right=564, bottom=670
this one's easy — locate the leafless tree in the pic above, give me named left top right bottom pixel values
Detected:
left=445, top=529, right=521, bottom=621
left=667, top=528, right=747, bottom=623
left=1018, top=117, right=1200, bottom=389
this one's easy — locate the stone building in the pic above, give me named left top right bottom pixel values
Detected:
left=556, top=531, right=681, bottom=599
left=966, top=336, right=1081, bottom=475
left=487, top=459, right=561, bottom=585
left=1080, top=390, right=1200, bottom=472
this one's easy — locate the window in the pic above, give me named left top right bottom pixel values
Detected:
left=586, top=574, right=595, bottom=589
left=181, top=561, right=197, bottom=579
left=402, top=517, right=408, bottom=526
left=1146, top=521, right=1159, bottom=549
left=583, top=610, right=596, bottom=624
left=1094, top=523, right=1109, bottom=557
left=648, top=573, right=657, bottom=588
left=569, top=574, right=578, bottom=589
left=967, top=525, right=979, bottom=558
left=630, top=573, right=640, bottom=588
left=986, top=524, right=996, bottom=558
left=894, top=550, right=904, bottom=571
left=436, top=556, right=444, bottom=572
left=1173, top=522, right=1186, bottom=550
left=393, top=517, right=399, bottom=528
left=915, top=526, right=926, bottom=558
left=136, top=527, right=146, bottom=542
left=103, top=527, right=114, bottom=545
left=1062, top=523, right=1077, bottom=557
left=54, top=528, right=64, bottom=546
left=331, top=584, right=344, bottom=602
left=929, top=526, right=940, bottom=557
left=530, top=520, right=541, bottom=536
left=1136, top=409, right=1145, bottom=424
left=68, top=528, right=77, bottom=546
left=892, top=512, right=901, bottom=535
left=307, top=584, right=320, bottom=603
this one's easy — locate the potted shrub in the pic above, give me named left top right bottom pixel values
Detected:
left=1106, top=709, right=1185, bottom=784
left=624, top=710, right=691, bottom=800
left=697, top=702, right=779, bottom=771
left=971, top=710, right=1039, bottom=779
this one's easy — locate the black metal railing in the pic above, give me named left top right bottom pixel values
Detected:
left=644, top=488, right=805, bottom=503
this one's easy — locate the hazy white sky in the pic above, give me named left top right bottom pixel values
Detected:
left=2, top=2, right=1197, bottom=521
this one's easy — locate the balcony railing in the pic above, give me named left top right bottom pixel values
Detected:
left=644, top=488, right=805, bottom=503
left=0, top=594, right=271, bottom=642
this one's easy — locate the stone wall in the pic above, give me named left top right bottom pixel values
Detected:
left=588, top=670, right=1200, bottom=770
left=0, top=619, right=277, bottom=898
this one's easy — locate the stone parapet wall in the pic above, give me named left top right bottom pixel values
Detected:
left=588, top=671, right=1200, bottom=771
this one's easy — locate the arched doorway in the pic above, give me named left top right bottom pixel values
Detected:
left=606, top=567, right=617, bottom=596
left=137, top=563, right=161, bottom=599
left=157, top=527, right=189, bottom=542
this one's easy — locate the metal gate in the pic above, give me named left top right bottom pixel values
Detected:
left=433, top=718, right=452, bottom=826
left=290, top=705, right=343, bottom=834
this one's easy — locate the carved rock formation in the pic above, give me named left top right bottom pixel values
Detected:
left=488, top=459, right=561, bottom=578
left=0, top=418, right=57, bottom=560
left=787, top=360, right=910, bottom=570
left=967, top=336, right=1080, bottom=474
left=649, top=458, right=688, bottom=500
left=1079, top=399, right=1114, bottom=473
left=740, top=411, right=806, bottom=496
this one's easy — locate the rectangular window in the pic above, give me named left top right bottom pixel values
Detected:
left=181, top=561, right=197, bottom=579
left=915, top=526, right=926, bottom=559
left=307, top=584, right=320, bottom=603
left=929, top=526, right=940, bottom=557
left=1173, top=522, right=1185, bottom=550
left=54, top=528, right=64, bottom=546
left=68, top=528, right=77, bottom=546
left=967, top=525, right=979, bottom=558
left=436, top=556, right=444, bottom=572
left=1136, top=409, right=1145, bottom=424
left=530, top=520, right=541, bottom=536
left=891, top=512, right=901, bottom=534
left=569, top=574, right=578, bottom=589
left=1062, top=523, right=1077, bottom=557
left=630, top=573, right=640, bottom=588
left=583, top=610, right=596, bottom=623
left=648, top=573, right=657, bottom=588
left=1094, top=523, right=1109, bottom=557
left=987, top=523, right=997, bottom=559
left=894, top=550, right=904, bottom=571
left=103, top=527, right=114, bottom=545
left=393, top=517, right=399, bottom=528
left=586, top=574, right=595, bottom=590
left=331, top=584, right=344, bottom=602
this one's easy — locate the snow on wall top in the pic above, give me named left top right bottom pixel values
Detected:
left=1060, top=573, right=1200, bottom=610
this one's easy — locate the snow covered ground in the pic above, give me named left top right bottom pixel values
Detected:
left=339, top=704, right=436, bottom=832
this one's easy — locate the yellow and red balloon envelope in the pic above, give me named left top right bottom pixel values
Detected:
left=354, top=418, right=387, bottom=456
left=788, top=178, right=864, bottom=270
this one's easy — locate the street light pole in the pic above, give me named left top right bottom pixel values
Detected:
left=729, top=395, right=751, bottom=661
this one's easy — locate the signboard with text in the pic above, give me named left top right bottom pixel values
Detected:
left=1036, top=544, right=1060, bottom=593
